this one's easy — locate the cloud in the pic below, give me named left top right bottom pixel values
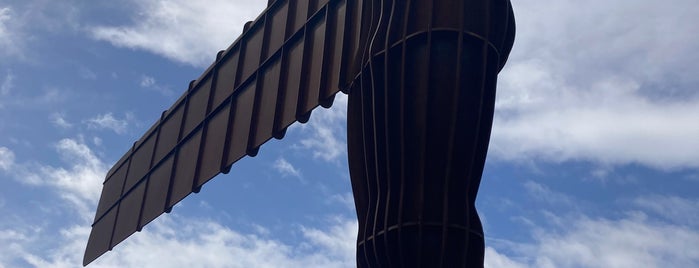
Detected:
left=139, top=75, right=155, bottom=88
left=85, top=215, right=358, bottom=268
left=0, top=70, right=13, bottom=96
left=531, top=213, right=699, bottom=268
left=0, top=7, right=22, bottom=58
left=297, top=94, right=348, bottom=163
left=330, top=192, right=356, bottom=212
left=0, top=136, right=361, bottom=267
left=523, top=180, right=573, bottom=207
left=89, top=0, right=267, bottom=67
left=485, top=247, right=528, bottom=268
left=50, top=113, right=73, bottom=129
left=491, top=0, right=699, bottom=170
left=633, top=195, right=699, bottom=227
left=0, top=147, right=14, bottom=171
left=21, top=139, right=106, bottom=218
left=6, top=213, right=359, bottom=268
left=488, top=211, right=699, bottom=268
left=1, top=138, right=105, bottom=218
left=139, top=75, right=173, bottom=96
left=273, top=157, right=302, bottom=178
left=86, top=112, right=132, bottom=134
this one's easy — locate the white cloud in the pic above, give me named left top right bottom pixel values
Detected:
left=8, top=214, right=358, bottom=268
left=50, top=113, right=73, bottom=129
left=487, top=212, right=699, bottom=268
left=86, top=112, right=132, bottom=134
left=139, top=75, right=173, bottom=96
left=330, top=192, right=356, bottom=212
left=491, top=0, right=699, bottom=170
left=0, top=70, right=13, bottom=96
left=0, top=136, right=361, bottom=267
left=139, top=75, right=155, bottom=88
left=89, top=0, right=267, bottom=67
left=299, top=216, right=357, bottom=265
left=485, top=247, right=528, bottom=268
left=273, top=157, right=302, bottom=178
left=633, top=195, right=699, bottom=227
left=87, top=215, right=358, bottom=268
left=78, top=67, right=97, bottom=80
left=531, top=213, right=699, bottom=268
left=0, top=147, right=14, bottom=171
left=297, top=94, right=348, bottom=163
left=523, top=180, right=573, bottom=207
left=29, top=139, right=107, bottom=218
left=0, top=7, right=22, bottom=58
left=2, top=138, right=105, bottom=218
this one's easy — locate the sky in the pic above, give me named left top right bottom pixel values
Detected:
left=1, top=0, right=698, bottom=267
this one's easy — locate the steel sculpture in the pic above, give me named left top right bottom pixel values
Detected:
left=84, top=0, right=515, bottom=267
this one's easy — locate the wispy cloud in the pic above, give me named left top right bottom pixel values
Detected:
left=86, top=112, right=132, bottom=134
left=523, top=181, right=573, bottom=207
left=633, top=195, right=699, bottom=227
left=0, top=70, right=13, bottom=96
left=50, top=113, right=73, bottom=129
left=273, top=157, right=302, bottom=178
left=139, top=75, right=173, bottom=96
left=1, top=138, right=106, bottom=220
left=0, top=7, right=23, bottom=59
left=330, top=192, right=356, bottom=212
left=297, top=94, right=348, bottom=163
left=490, top=211, right=699, bottom=268
left=78, top=67, right=97, bottom=80
left=0, top=137, right=358, bottom=268
left=89, top=0, right=266, bottom=67
left=491, top=0, right=699, bottom=171
left=485, top=247, right=528, bottom=268
left=0, top=146, right=15, bottom=171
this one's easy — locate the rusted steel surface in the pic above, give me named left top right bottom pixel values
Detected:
left=84, top=0, right=515, bottom=266
left=84, top=0, right=356, bottom=265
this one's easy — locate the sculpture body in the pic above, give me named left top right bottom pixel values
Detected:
left=347, top=1, right=514, bottom=266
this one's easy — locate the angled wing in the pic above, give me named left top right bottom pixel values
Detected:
left=83, top=0, right=366, bottom=265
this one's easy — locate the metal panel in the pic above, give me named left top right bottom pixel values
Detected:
left=196, top=102, right=232, bottom=188
left=321, top=1, right=346, bottom=104
left=104, top=147, right=132, bottom=182
left=83, top=208, right=117, bottom=266
left=167, top=130, right=202, bottom=208
left=85, top=0, right=361, bottom=265
left=299, top=14, right=327, bottom=115
left=140, top=154, right=174, bottom=227
left=240, top=26, right=264, bottom=83
left=183, top=77, right=212, bottom=136
left=110, top=182, right=146, bottom=248
left=264, top=2, right=289, bottom=60
left=225, top=81, right=257, bottom=166
left=290, top=0, right=310, bottom=35
left=94, top=159, right=128, bottom=221
left=212, top=49, right=239, bottom=109
left=124, top=132, right=156, bottom=191
left=277, top=36, right=304, bottom=129
left=252, top=58, right=282, bottom=149
left=153, top=104, right=184, bottom=162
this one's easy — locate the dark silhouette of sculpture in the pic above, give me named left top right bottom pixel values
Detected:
left=83, top=0, right=515, bottom=267
left=346, top=1, right=514, bottom=266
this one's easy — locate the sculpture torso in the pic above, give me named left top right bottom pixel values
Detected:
left=346, top=1, right=515, bottom=267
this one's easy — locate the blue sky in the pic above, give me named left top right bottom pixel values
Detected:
left=1, top=0, right=698, bottom=267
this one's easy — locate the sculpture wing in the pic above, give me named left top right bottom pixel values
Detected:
left=83, top=0, right=364, bottom=265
